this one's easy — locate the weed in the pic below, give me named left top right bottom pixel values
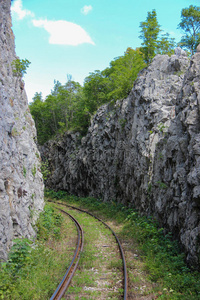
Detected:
left=156, top=181, right=168, bottom=189
left=23, top=166, right=26, bottom=178
left=119, top=118, right=127, bottom=129
left=7, top=238, right=33, bottom=275
left=11, top=127, right=19, bottom=137
left=174, top=70, right=184, bottom=77
left=35, top=152, right=40, bottom=159
left=158, top=123, right=166, bottom=133
left=147, top=182, right=152, bottom=194
left=36, top=205, right=63, bottom=240
left=41, top=160, right=51, bottom=181
left=31, top=164, right=37, bottom=177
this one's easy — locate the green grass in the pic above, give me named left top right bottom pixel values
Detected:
left=45, top=189, right=200, bottom=299
left=0, top=204, right=73, bottom=300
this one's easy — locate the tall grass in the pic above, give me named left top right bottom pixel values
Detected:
left=0, top=205, right=65, bottom=299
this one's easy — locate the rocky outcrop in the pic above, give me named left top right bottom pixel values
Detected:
left=42, top=49, right=200, bottom=269
left=0, top=0, right=44, bottom=261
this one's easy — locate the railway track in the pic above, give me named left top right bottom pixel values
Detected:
left=49, top=200, right=128, bottom=300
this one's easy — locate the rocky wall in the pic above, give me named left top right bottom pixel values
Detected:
left=42, top=48, right=200, bottom=269
left=0, top=0, right=44, bottom=260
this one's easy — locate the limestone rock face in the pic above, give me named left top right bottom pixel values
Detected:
left=42, top=50, right=200, bottom=268
left=0, top=0, right=44, bottom=260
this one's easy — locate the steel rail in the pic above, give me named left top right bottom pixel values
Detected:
left=49, top=200, right=128, bottom=300
left=50, top=209, right=84, bottom=300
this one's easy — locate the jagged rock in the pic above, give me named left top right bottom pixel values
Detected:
left=0, top=0, right=44, bottom=261
left=42, top=50, right=200, bottom=269
left=196, top=44, right=200, bottom=52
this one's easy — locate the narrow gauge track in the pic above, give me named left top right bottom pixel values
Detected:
left=49, top=200, right=128, bottom=300
left=50, top=209, right=84, bottom=300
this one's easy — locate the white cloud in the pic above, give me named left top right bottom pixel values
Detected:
left=11, top=0, right=34, bottom=20
left=81, top=5, right=93, bottom=15
left=32, top=19, right=95, bottom=46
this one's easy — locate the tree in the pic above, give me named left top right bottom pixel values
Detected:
left=83, top=47, right=146, bottom=112
left=139, top=10, right=161, bottom=63
left=29, top=92, right=52, bottom=144
left=29, top=79, right=87, bottom=144
left=83, top=70, right=110, bottom=114
left=178, top=5, right=200, bottom=55
left=139, top=10, right=176, bottom=63
left=102, top=48, right=146, bottom=101
left=156, top=33, right=176, bottom=56
left=11, top=58, right=31, bottom=77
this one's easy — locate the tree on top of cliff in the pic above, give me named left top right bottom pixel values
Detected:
left=139, top=10, right=176, bottom=63
left=178, top=5, right=200, bottom=55
left=83, top=48, right=146, bottom=113
left=139, top=10, right=160, bottom=63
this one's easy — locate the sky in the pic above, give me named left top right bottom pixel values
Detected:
left=11, top=0, right=200, bottom=102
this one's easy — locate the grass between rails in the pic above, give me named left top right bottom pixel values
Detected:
left=46, top=190, right=200, bottom=300
left=0, top=204, right=77, bottom=299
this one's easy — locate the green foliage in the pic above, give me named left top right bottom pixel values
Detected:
left=156, top=181, right=168, bottom=189
left=139, top=9, right=161, bottom=63
left=36, top=204, right=63, bottom=240
left=84, top=48, right=146, bottom=111
left=29, top=49, right=145, bottom=144
left=125, top=212, right=200, bottom=298
left=6, top=239, right=33, bottom=275
left=178, top=5, right=200, bottom=54
left=31, top=164, right=37, bottom=177
left=40, top=159, right=51, bottom=181
left=11, top=58, right=31, bottom=77
left=0, top=205, right=64, bottom=299
left=139, top=10, right=176, bottom=63
left=11, top=127, right=19, bottom=137
left=29, top=79, right=89, bottom=144
left=119, top=118, right=127, bottom=129
left=23, top=166, right=26, bottom=178
left=158, top=123, right=166, bottom=133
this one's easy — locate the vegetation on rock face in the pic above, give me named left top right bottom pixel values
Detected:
left=11, top=58, right=31, bottom=77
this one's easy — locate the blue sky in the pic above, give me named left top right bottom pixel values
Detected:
left=11, top=0, right=200, bottom=102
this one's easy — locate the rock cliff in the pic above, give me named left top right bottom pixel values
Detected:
left=42, top=49, right=200, bottom=268
left=0, top=0, right=44, bottom=261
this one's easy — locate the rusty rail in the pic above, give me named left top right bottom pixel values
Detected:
left=50, top=209, right=84, bottom=300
